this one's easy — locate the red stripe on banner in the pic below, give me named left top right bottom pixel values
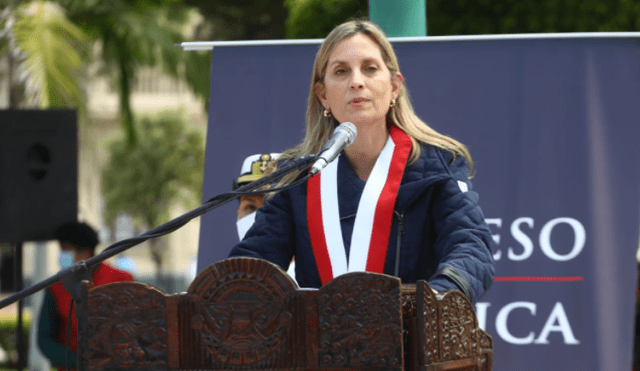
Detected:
left=365, top=126, right=412, bottom=273
left=307, top=174, right=334, bottom=284
left=494, top=276, right=584, bottom=282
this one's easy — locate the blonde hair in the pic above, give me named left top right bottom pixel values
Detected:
left=273, top=19, right=473, bottom=188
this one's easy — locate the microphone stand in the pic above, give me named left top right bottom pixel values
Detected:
left=0, top=153, right=317, bottom=371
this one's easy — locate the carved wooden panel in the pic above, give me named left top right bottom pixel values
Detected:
left=415, top=280, right=493, bottom=371
left=79, top=257, right=493, bottom=371
left=439, top=290, right=477, bottom=361
left=478, top=328, right=494, bottom=371
left=182, top=258, right=298, bottom=370
left=401, top=284, right=418, bottom=371
left=318, top=273, right=403, bottom=370
left=86, top=283, right=168, bottom=371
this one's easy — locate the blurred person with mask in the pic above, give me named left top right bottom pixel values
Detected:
left=233, top=153, right=297, bottom=278
left=37, top=222, right=133, bottom=370
left=234, top=153, right=280, bottom=240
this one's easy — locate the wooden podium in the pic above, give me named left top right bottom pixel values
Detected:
left=77, top=257, right=492, bottom=371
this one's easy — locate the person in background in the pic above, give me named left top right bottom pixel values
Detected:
left=229, top=19, right=494, bottom=304
left=233, top=153, right=280, bottom=240
left=38, top=222, right=133, bottom=371
left=233, top=153, right=298, bottom=278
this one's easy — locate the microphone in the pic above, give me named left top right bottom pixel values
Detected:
left=309, top=122, right=357, bottom=175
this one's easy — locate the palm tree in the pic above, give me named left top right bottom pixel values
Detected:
left=57, top=0, right=211, bottom=144
left=2, top=0, right=211, bottom=144
left=1, top=1, right=88, bottom=110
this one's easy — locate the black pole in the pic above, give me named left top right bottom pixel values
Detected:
left=14, top=242, right=24, bottom=371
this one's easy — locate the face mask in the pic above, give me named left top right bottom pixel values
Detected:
left=58, top=251, right=75, bottom=268
left=236, top=211, right=257, bottom=241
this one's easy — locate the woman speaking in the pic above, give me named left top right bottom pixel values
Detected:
left=228, top=19, right=494, bottom=304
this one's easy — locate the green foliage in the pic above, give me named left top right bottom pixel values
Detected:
left=183, top=51, right=211, bottom=112
left=283, top=0, right=640, bottom=39
left=102, top=110, right=204, bottom=281
left=285, top=0, right=368, bottom=39
left=183, top=0, right=288, bottom=40
left=102, top=110, right=204, bottom=230
left=0, top=244, right=11, bottom=255
left=426, top=0, right=640, bottom=35
left=0, top=316, right=30, bottom=369
left=55, top=0, right=211, bottom=144
left=2, top=0, right=212, bottom=144
left=1, top=1, right=89, bottom=110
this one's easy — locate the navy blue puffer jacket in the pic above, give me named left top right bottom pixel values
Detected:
left=229, top=144, right=495, bottom=303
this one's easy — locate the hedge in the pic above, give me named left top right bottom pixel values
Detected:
left=0, top=313, right=31, bottom=368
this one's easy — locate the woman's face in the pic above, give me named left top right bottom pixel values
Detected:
left=316, top=33, right=401, bottom=129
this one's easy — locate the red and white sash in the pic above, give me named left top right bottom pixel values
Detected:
left=307, top=125, right=412, bottom=284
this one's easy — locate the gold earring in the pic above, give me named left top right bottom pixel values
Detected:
left=389, top=99, right=396, bottom=108
left=323, top=109, right=331, bottom=118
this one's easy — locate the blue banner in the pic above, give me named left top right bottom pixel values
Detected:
left=198, top=36, right=640, bottom=370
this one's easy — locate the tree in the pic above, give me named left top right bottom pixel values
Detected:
left=184, top=0, right=288, bottom=41
left=285, top=0, right=368, bottom=39
left=0, top=1, right=88, bottom=110
left=55, top=0, right=211, bottom=144
left=426, top=0, right=640, bottom=36
left=102, top=110, right=204, bottom=288
left=282, top=0, right=640, bottom=39
left=1, top=0, right=211, bottom=143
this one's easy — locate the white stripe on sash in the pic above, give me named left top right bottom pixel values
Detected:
left=319, top=159, right=347, bottom=276
left=319, top=135, right=396, bottom=277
